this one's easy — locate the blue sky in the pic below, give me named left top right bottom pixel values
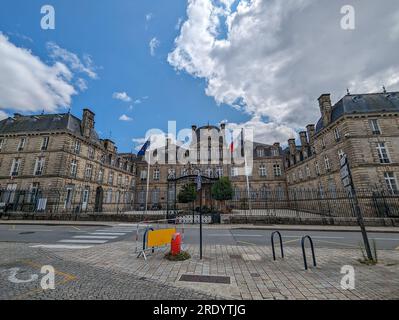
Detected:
left=0, top=0, right=247, bottom=152
left=1, top=0, right=398, bottom=152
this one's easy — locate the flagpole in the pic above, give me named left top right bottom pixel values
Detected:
left=242, top=128, right=252, bottom=216
left=144, top=147, right=151, bottom=215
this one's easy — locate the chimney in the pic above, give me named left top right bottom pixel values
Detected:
left=299, top=131, right=308, bottom=147
left=273, top=142, right=280, bottom=148
left=14, top=113, right=22, bottom=119
left=82, top=109, right=95, bottom=138
left=288, top=139, right=296, bottom=155
left=318, top=94, right=332, bottom=127
left=220, top=123, right=226, bottom=130
left=306, top=124, right=315, bottom=144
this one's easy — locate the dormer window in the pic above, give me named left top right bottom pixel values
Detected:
left=257, top=148, right=265, bottom=157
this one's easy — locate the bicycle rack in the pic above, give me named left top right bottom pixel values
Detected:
left=301, top=235, right=316, bottom=270
left=271, top=231, right=284, bottom=261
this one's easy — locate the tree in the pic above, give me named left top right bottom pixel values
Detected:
left=211, top=177, right=233, bottom=213
left=177, top=184, right=197, bottom=204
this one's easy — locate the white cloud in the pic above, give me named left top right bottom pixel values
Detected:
left=76, top=78, right=88, bottom=92
left=0, top=33, right=76, bottom=113
left=149, top=37, right=160, bottom=56
left=47, top=42, right=98, bottom=79
left=168, top=0, right=399, bottom=142
left=0, top=110, right=9, bottom=120
left=119, top=114, right=133, bottom=121
left=113, top=92, right=132, bottom=102
left=175, top=17, right=183, bottom=31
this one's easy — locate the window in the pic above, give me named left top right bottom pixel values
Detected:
left=231, top=167, right=239, bottom=177
left=321, top=137, right=326, bottom=149
left=370, top=119, right=381, bottom=135
left=88, top=146, right=95, bottom=159
left=298, top=170, right=303, bottom=180
left=259, top=165, right=267, bottom=177
left=152, top=189, right=160, bottom=204
left=324, top=155, right=331, bottom=171
left=306, top=165, right=311, bottom=178
left=205, top=167, right=213, bottom=177
left=292, top=172, right=296, bottom=182
left=216, top=167, right=223, bottom=177
left=384, top=172, right=398, bottom=194
left=64, top=186, right=74, bottom=209
left=315, top=161, right=320, bottom=176
left=0, top=138, right=5, bottom=152
left=117, top=174, right=122, bottom=186
left=333, top=127, right=341, bottom=141
left=108, top=171, right=114, bottom=185
left=10, top=158, right=21, bottom=176
left=70, top=160, right=78, bottom=177
left=106, top=189, right=113, bottom=204
left=85, top=164, right=93, bottom=180
left=273, top=164, right=282, bottom=177
left=271, top=149, right=278, bottom=157
left=17, top=138, right=26, bottom=151
left=153, top=168, right=160, bottom=180
left=138, top=190, right=145, bottom=204
left=257, top=148, right=265, bottom=157
left=98, top=169, right=104, bottom=183
left=41, top=137, right=49, bottom=151
left=73, top=140, right=81, bottom=154
left=34, top=157, right=45, bottom=176
left=140, top=170, right=147, bottom=181
left=377, top=143, right=390, bottom=163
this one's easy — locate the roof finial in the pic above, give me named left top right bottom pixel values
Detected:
left=346, top=88, right=351, bottom=95
left=382, top=85, right=387, bottom=94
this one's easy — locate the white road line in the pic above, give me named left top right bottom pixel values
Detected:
left=117, top=224, right=138, bottom=227
left=58, top=239, right=108, bottom=244
left=370, top=238, right=399, bottom=241
left=72, top=235, right=118, bottom=239
left=90, top=232, right=126, bottom=236
left=30, top=244, right=93, bottom=249
left=96, top=229, right=135, bottom=232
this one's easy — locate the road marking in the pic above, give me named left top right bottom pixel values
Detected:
left=370, top=238, right=399, bottom=241
left=117, top=224, right=138, bottom=227
left=396, top=246, right=399, bottom=250
left=90, top=232, right=126, bottom=236
left=30, top=244, right=93, bottom=249
left=314, top=239, right=358, bottom=248
left=8, top=229, right=54, bottom=232
left=72, top=235, right=118, bottom=239
left=72, top=226, right=81, bottom=231
left=96, top=229, right=135, bottom=232
left=58, top=239, right=108, bottom=244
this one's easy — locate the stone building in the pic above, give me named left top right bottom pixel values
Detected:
left=132, top=124, right=286, bottom=211
left=285, top=91, right=399, bottom=196
left=0, top=89, right=397, bottom=214
left=0, top=109, right=136, bottom=213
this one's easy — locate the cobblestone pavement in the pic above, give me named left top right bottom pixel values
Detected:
left=0, top=243, right=218, bottom=300
left=1, top=240, right=399, bottom=300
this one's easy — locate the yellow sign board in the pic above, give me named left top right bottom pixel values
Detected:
left=147, top=228, right=176, bottom=248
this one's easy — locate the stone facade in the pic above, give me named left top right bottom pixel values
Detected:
left=0, top=110, right=136, bottom=213
left=1, top=90, right=398, bottom=214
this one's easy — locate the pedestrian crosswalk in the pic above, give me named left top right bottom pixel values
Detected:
left=30, top=224, right=137, bottom=250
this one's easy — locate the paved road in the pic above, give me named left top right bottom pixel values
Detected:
left=1, top=223, right=399, bottom=250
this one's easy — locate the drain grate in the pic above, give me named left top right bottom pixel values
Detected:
left=229, top=254, right=242, bottom=260
left=179, top=274, right=231, bottom=284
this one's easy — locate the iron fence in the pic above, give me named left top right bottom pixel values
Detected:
left=0, top=186, right=398, bottom=219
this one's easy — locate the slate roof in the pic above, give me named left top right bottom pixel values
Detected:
left=0, top=112, right=101, bottom=145
left=315, top=91, right=399, bottom=133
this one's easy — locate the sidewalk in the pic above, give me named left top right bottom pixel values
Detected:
left=1, top=219, right=399, bottom=233
left=46, top=241, right=399, bottom=300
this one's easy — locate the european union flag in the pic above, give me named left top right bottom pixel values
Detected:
left=137, top=140, right=150, bottom=156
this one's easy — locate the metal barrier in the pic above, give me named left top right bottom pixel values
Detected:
left=271, top=231, right=284, bottom=261
left=135, top=218, right=185, bottom=260
left=301, top=235, right=316, bottom=270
